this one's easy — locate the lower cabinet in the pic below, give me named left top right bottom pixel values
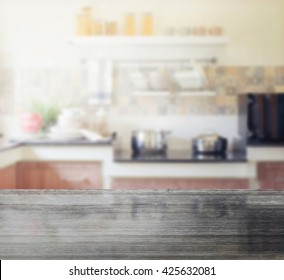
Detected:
left=112, top=178, right=249, bottom=190
left=0, top=164, right=17, bottom=189
left=258, top=162, right=284, bottom=190
left=17, top=162, right=102, bottom=189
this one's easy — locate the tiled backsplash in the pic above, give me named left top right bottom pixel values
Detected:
left=0, top=66, right=284, bottom=116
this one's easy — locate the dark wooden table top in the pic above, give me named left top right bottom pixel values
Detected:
left=0, top=190, right=284, bottom=259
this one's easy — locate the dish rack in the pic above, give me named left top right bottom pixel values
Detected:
left=117, top=59, right=216, bottom=96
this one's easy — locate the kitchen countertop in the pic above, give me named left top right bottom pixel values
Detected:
left=0, top=138, right=112, bottom=152
left=0, top=144, right=252, bottom=184
left=0, top=189, right=284, bottom=259
left=9, top=138, right=113, bottom=146
left=1, top=140, right=283, bottom=188
left=0, top=142, right=20, bottom=153
left=114, top=150, right=247, bottom=163
left=248, top=142, right=284, bottom=147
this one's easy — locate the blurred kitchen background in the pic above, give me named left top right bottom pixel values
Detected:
left=0, top=0, right=284, bottom=150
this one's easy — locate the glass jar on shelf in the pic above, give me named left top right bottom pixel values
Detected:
left=124, top=13, right=136, bottom=36
left=75, top=6, right=94, bottom=36
left=141, top=13, right=154, bottom=36
left=91, top=19, right=103, bottom=35
left=105, top=21, right=118, bottom=35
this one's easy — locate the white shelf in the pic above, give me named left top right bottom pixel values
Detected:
left=69, top=35, right=229, bottom=47
left=69, top=35, right=228, bottom=61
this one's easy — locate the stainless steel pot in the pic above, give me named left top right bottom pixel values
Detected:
left=131, top=130, right=170, bottom=155
left=192, top=132, right=227, bottom=154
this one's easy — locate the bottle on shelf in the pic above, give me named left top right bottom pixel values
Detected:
left=76, top=6, right=95, bottom=36
left=208, top=26, right=223, bottom=36
left=141, top=13, right=154, bottom=36
left=105, top=21, right=118, bottom=35
left=124, top=13, right=136, bottom=36
left=92, top=19, right=103, bottom=35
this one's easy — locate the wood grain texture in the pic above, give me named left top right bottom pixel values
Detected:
left=17, top=162, right=102, bottom=189
left=0, top=190, right=284, bottom=259
left=0, top=165, right=17, bottom=189
left=258, top=162, right=284, bottom=190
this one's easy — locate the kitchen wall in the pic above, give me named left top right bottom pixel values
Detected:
left=1, top=0, right=284, bottom=66
left=0, top=0, right=284, bottom=149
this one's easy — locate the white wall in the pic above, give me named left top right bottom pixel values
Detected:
left=0, top=0, right=284, bottom=67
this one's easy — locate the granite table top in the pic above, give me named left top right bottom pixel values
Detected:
left=0, top=190, right=284, bottom=260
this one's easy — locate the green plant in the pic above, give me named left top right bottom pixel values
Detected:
left=31, top=100, right=61, bottom=133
